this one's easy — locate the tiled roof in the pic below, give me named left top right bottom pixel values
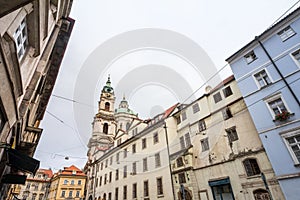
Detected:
left=54, top=165, right=86, bottom=177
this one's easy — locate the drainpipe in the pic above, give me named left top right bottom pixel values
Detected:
left=255, top=36, right=300, bottom=107
left=163, top=122, right=176, bottom=200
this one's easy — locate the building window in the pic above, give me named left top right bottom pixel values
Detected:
left=116, top=152, right=120, bottom=163
left=109, top=171, right=112, bottom=182
left=63, top=180, right=68, bottom=185
left=142, top=138, right=147, bottom=149
left=99, top=176, right=102, bottom=186
left=76, top=191, right=80, bottom=198
left=156, top=177, right=163, bottom=196
left=176, top=116, right=181, bottom=124
left=267, top=96, right=288, bottom=116
left=132, top=162, right=137, bottom=175
left=178, top=173, right=186, bottom=184
left=101, top=162, right=103, bottom=170
left=185, top=133, right=191, bottom=147
left=123, top=165, right=127, bottom=178
left=124, top=148, right=128, bottom=158
left=116, top=169, right=119, bottom=180
left=115, top=187, right=119, bottom=200
left=243, top=158, right=261, bottom=176
left=176, top=157, right=184, bottom=167
left=126, top=122, right=130, bottom=131
left=69, top=191, right=73, bottom=197
left=223, top=86, right=233, bottom=97
left=201, top=138, right=209, bottom=152
left=282, top=132, right=300, bottom=164
left=143, top=158, right=148, bottom=172
left=105, top=159, right=108, bottom=168
left=61, top=191, right=65, bottom=197
left=254, top=69, right=271, bottom=88
left=244, top=51, right=257, bottom=64
left=292, top=49, right=300, bottom=64
left=123, top=185, right=127, bottom=200
left=132, top=183, right=137, bottom=199
left=144, top=180, right=149, bottom=197
left=70, top=180, right=74, bottom=185
left=153, top=132, right=159, bottom=144
left=222, top=107, right=233, bottom=120
left=132, top=144, right=136, bottom=154
left=32, top=193, right=37, bottom=200
left=182, top=111, right=187, bottom=121
left=198, top=120, right=206, bottom=132
left=213, top=92, right=222, bottom=103
left=253, top=189, right=271, bottom=200
left=180, top=136, right=185, bottom=150
left=105, top=102, right=110, bottom=111
left=108, top=192, right=112, bottom=200
left=103, top=123, right=108, bottom=134
left=38, top=194, right=44, bottom=200
left=104, top=174, right=107, bottom=184
left=13, top=18, right=28, bottom=60
left=192, top=103, right=200, bottom=113
left=110, top=156, right=113, bottom=165
left=155, top=153, right=161, bottom=168
left=278, top=26, right=296, bottom=41
left=226, top=127, right=239, bottom=143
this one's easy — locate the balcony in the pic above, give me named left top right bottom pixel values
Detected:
left=18, top=126, right=43, bottom=156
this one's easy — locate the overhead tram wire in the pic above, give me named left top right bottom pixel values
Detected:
left=45, top=110, right=88, bottom=150
left=52, top=94, right=96, bottom=108
left=270, top=0, right=300, bottom=27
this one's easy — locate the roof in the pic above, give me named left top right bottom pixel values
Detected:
left=54, top=165, right=86, bottom=177
left=38, top=168, right=53, bottom=178
left=209, top=75, right=235, bottom=93
left=226, top=6, right=300, bottom=62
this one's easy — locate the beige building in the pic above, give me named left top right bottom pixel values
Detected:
left=169, top=76, right=284, bottom=200
left=48, top=165, right=86, bottom=200
left=86, top=78, right=178, bottom=200
left=7, top=168, right=53, bottom=200
left=0, top=0, right=74, bottom=198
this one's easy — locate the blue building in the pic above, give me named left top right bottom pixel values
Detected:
left=226, top=7, right=300, bottom=200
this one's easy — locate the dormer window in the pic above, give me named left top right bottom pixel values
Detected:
left=244, top=51, right=257, bottom=64
left=13, top=18, right=28, bottom=60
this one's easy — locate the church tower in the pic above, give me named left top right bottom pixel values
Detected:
left=88, top=76, right=117, bottom=159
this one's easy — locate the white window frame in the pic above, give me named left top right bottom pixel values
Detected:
left=265, top=93, right=290, bottom=119
left=291, top=48, right=300, bottom=68
left=253, top=68, right=273, bottom=89
left=281, top=129, right=300, bottom=165
left=277, top=26, right=296, bottom=41
left=13, top=18, right=28, bottom=60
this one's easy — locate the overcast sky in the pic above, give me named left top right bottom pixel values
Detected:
left=34, top=0, right=300, bottom=171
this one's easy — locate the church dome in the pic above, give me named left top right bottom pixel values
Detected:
left=102, top=76, right=114, bottom=94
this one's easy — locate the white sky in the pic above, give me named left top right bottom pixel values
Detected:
left=34, top=0, right=300, bottom=171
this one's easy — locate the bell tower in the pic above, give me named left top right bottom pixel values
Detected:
left=88, top=76, right=117, bottom=159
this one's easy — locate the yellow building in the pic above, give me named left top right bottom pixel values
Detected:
left=48, top=165, right=86, bottom=200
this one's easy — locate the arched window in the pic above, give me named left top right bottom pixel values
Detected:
left=243, top=158, right=261, bottom=176
left=126, top=122, right=130, bottom=131
left=253, top=189, right=270, bottom=200
left=103, top=123, right=108, bottom=134
left=105, top=102, right=110, bottom=111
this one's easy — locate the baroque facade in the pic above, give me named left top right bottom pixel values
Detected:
left=0, top=0, right=74, bottom=199
left=226, top=6, right=300, bottom=200
left=85, top=76, right=284, bottom=200
left=48, top=165, right=86, bottom=200
left=86, top=77, right=177, bottom=200
left=169, top=76, right=284, bottom=200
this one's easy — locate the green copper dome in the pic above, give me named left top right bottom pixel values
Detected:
left=102, top=76, right=114, bottom=94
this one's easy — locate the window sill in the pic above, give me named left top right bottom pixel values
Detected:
left=157, top=194, right=164, bottom=198
left=272, top=113, right=295, bottom=123
left=246, top=174, right=261, bottom=179
left=294, top=163, right=300, bottom=167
